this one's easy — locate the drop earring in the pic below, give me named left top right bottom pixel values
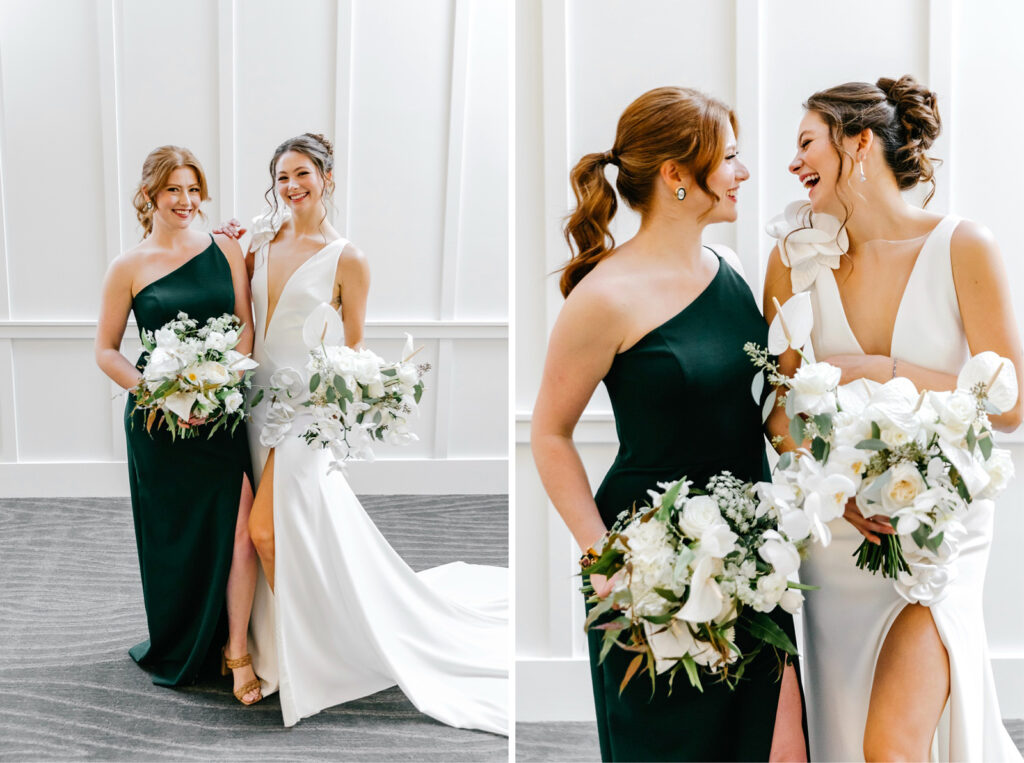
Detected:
left=858, top=160, right=867, bottom=183
left=675, top=187, right=687, bottom=201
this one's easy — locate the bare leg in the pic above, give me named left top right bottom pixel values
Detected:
left=770, top=662, right=807, bottom=762
left=863, top=603, right=949, bottom=761
left=249, top=449, right=276, bottom=591
left=224, top=474, right=260, bottom=703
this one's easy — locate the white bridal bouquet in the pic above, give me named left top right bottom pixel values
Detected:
left=748, top=292, right=1017, bottom=605
left=133, top=312, right=258, bottom=439
left=583, top=474, right=808, bottom=693
left=256, top=304, right=428, bottom=470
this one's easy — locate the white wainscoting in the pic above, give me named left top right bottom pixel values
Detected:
left=516, top=0, right=1024, bottom=721
left=0, top=0, right=509, bottom=496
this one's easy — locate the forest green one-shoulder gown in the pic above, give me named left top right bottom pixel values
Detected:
left=123, top=238, right=253, bottom=686
left=589, top=251, right=804, bottom=761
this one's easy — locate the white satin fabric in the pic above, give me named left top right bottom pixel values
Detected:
left=245, top=236, right=508, bottom=734
left=800, top=215, right=1020, bottom=761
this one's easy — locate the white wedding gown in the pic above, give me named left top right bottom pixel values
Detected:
left=800, top=214, right=1020, bottom=761
left=244, top=236, right=508, bottom=735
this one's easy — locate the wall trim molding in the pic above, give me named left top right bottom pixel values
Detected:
left=0, top=457, right=508, bottom=497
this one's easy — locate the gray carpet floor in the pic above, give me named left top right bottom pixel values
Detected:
left=515, top=720, right=1024, bottom=761
left=0, top=495, right=508, bottom=762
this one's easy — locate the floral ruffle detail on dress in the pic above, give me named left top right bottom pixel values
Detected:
left=249, top=204, right=292, bottom=254
left=765, top=200, right=848, bottom=293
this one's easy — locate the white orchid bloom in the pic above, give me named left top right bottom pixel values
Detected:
left=758, top=530, right=801, bottom=577
left=677, top=554, right=725, bottom=624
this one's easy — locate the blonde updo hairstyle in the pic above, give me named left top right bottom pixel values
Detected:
left=805, top=74, right=942, bottom=206
left=132, top=145, right=209, bottom=239
left=561, top=86, right=738, bottom=297
left=265, top=132, right=336, bottom=234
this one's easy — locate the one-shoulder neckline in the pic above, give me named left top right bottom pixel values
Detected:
left=132, top=237, right=217, bottom=299
left=617, top=249, right=724, bottom=356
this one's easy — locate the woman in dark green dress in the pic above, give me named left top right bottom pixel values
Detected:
left=95, top=146, right=261, bottom=704
left=532, top=88, right=807, bottom=761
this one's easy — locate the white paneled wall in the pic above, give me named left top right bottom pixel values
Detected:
left=517, top=0, right=1024, bottom=721
left=0, top=0, right=508, bottom=496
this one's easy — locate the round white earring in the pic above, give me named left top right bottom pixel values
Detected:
left=858, top=160, right=867, bottom=183
left=675, top=186, right=687, bottom=201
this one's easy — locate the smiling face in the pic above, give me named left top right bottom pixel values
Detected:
left=275, top=150, right=327, bottom=210
left=694, top=123, right=749, bottom=224
left=150, top=167, right=201, bottom=230
left=789, top=110, right=857, bottom=216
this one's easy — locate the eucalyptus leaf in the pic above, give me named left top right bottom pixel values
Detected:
left=777, top=451, right=793, bottom=471
left=309, top=373, right=321, bottom=393
left=751, top=372, right=765, bottom=404
left=979, top=433, right=994, bottom=460
left=855, top=438, right=887, bottom=450
left=813, top=413, right=833, bottom=437
left=871, top=420, right=881, bottom=440
left=789, top=415, right=806, bottom=445
left=761, top=389, right=777, bottom=424
left=966, top=425, right=977, bottom=453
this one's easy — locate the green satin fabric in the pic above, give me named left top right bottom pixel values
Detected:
left=588, top=252, right=802, bottom=762
left=123, top=239, right=253, bottom=686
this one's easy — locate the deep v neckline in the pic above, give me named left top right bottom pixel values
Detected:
left=262, top=239, right=341, bottom=342
left=830, top=216, right=949, bottom=357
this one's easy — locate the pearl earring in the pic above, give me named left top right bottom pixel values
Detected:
left=675, top=187, right=687, bottom=201
left=144, top=201, right=153, bottom=211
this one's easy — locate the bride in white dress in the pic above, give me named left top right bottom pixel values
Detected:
left=226, top=133, right=507, bottom=735
left=764, top=77, right=1023, bottom=761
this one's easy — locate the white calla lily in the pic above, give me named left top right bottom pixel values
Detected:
left=302, top=302, right=345, bottom=350
left=957, top=351, right=1019, bottom=413
left=677, top=554, right=725, bottom=624
left=768, top=291, right=814, bottom=354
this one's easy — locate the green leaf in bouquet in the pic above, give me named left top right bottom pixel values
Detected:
left=680, top=654, right=703, bottom=693
left=813, top=413, right=833, bottom=437
left=786, top=580, right=818, bottom=591
left=761, top=388, right=777, bottom=424
left=372, top=411, right=382, bottom=425
left=583, top=596, right=618, bottom=629
left=871, top=420, right=881, bottom=440
left=741, top=611, right=798, bottom=655
left=810, top=436, right=829, bottom=462
left=325, top=385, right=337, bottom=403
left=776, top=451, right=793, bottom=471
left=672, top=546, right=695, bottom=584
left=966, top=424, right=977, bottom=453
left=789, top=415, right=806, bottom=445
left=414, top=382, right=424, bottom=404
left=585, top=549, right=624, bottom=578
left=309, top=373, right=321, bottom=393
left=599, top=628, right=620, bottom=663
left=382, top=368, right=397, bottom=377
left=979, top=431, right=994, bottom=460
left=206, top=416, right=226, bottom=438
left=951, top=468, right=972, bottom=502
left=655, top=480, right=684, bottom=522
left=152, top=378, right=178, bottom=400
left=619, top=654, right=644, bottom=696
left=910, top=525, right=931, bottom=551
left=641, top=612, right=674, bottom=625
left=653, top=587, right=681, bottom=604
left=855, top=438, right=887, bottom=450
left=924, top=530, right=944, bottom=553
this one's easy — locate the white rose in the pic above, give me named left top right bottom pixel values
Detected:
left=154, top=327, right=180, bottom=349
left=397, top=363, right=419, bottom=387
left=195, top=361, right=230, bottom=386
left=980, top=449, right=1015, bottom=499
left=204, top=331, right=228, bottom=353
left=928, top=390, right=977, bottom=443
left=325, top=346, right=359, bottom=377
left=754, top=573, right=789, bottom=612
left=224, top=390, right=244, bottom=413
left=880, top=462, right=926, bottom=514
left=270, top=367, right=306, bottom=398
left=788, top=362, right=841, bottom=415
left=678, top=495, right=724, bottom=540
left=142, top=348, right=180, bottom=381
left=366, top=380, right=386, bottom=399
left=698, top=524, right=738, bottom=559
left=259, top=400, right=295, bottom=447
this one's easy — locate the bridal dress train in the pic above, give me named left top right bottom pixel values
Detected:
left=244, top=233, right=508, bottom=735
left=789, top=213, right=1021, bottom=762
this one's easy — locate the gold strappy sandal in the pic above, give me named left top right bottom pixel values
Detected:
left=221, top=647, right=263, bottom=706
